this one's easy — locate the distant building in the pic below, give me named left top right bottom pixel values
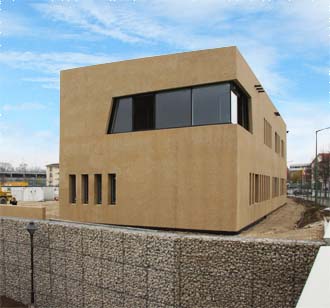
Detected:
left=289, top=163, right=310, bottom=172
left=288, top=163, right=311, bottom=186
left=46, top=163, right=60, bottom=187
left=0, top=170, right=46, bottom=186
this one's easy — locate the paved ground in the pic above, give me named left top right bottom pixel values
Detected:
left=18, top=198, right=326, bottom=240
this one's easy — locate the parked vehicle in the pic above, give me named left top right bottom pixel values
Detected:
left=0, top=186, right=12, bottom=204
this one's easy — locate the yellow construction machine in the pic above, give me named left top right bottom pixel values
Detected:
left=0, top=186, right=12, bottom=204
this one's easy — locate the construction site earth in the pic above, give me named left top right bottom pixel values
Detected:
left=14, top=197, right=329, bottom=241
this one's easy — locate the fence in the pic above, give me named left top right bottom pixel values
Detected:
left=287, top=186, right=330, bottom=207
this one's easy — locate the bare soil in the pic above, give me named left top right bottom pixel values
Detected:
left=18, top=198, right=328, bottom=241
left=241, top=198, right=327, bottom=241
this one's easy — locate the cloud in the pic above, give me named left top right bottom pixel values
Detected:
left=0, top=51, right=117, bottom=75
left=282, top=99, right=330, bottom=163
left=305, top=64, right=328, bottom=76
left=22, top=77, right=60, bottom=90
left=0, top=51, right=123, bottom=88
left=30, top=0, right=327, bottom=99
left=33, top=1, right=147, bottom=43
left=0, top=120, right=59, bottom=167
left=0, top=12, right=28, bottom=37
left=2, top=102, right=47, bottom=111
left=0, top=0, right=327, bottom=168
left=34, top=130, right=53, bottom=139
left=278, top=0, right=329, bottom=48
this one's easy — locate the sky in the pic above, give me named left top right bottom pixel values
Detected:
left=0, top=0, right=329, bottom=168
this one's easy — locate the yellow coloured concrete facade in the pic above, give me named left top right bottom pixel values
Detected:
left=60, top=46, right=287, bottom=232
left=0, top=205, right=46, bottom=220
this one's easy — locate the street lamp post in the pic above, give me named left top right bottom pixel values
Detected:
left=26, top=221, right=38, bottom=308
left=315, top=126, right=330, bottom=203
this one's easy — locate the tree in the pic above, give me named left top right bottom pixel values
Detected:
left=318, top=153, right=330, bottom=197
left=16, top=163, right=28, bottom=172
left=0, top=162, right=14, bottom=172
left=290, top=170, right=303, bottom=184
left=303, top=165, right=312, bottom=188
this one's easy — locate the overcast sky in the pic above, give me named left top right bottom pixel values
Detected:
left=0, top=0, right=329, bottom=168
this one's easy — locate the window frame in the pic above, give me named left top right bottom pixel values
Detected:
left=107, top=80, right=252, bottom=134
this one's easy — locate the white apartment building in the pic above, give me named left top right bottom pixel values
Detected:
left=46, top=163, right=60, bottom=187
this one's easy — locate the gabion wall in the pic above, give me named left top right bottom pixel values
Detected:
left=0, top=217, right=323, bottom=308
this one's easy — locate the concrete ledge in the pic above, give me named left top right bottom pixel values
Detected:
left=296, top=246, right=330, bottom=308
left=0, top=205, right=46, bottom=220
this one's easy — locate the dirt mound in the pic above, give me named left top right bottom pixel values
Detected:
left=241, top=198, right=325, bottom=240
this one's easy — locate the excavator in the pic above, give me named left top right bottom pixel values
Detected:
left=0, top=185, right=12, bottom=204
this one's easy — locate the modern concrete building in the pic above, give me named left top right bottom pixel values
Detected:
left=60, top=46, right=287, bottom=232
left=46, top=163, right=60, bottom=187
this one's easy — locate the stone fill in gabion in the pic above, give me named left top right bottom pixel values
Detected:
left=0, top=217, right=324, bottom=308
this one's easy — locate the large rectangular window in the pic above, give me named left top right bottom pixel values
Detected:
left=108, top=81, right=250, bottom=134
left=81, top=174, right=88, bottom=204
left=133, top=94, right=155, bottom=131
left=108, top=174, right=116, bottom=205
left=95, top=174, right=102, bottom=204
left=69, top=175, right=76, bottom=204
left=155, top=89, right=191, bottom=129
left=192, top=83, right=231, bottom=126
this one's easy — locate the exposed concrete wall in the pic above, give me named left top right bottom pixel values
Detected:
left=60, top=46, right=287, bottom=232
left=0, top=206, right=45, bottom=220
left=0, top=217, right=323, bottom=308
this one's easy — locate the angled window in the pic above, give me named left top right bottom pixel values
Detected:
left=192, top=83, right=231, bottom=126
left=155, top=89, right=191, bottom=129
left=108, top=81, right=251, bottom=134
left=109, top=97, right=132, bottom=133
left=133, top=94, right=155, bottom=131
